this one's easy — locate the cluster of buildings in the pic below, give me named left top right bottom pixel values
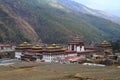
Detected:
left=14, top=37, right=114, bottom=63
left=0, top=37, right=116, bottom=63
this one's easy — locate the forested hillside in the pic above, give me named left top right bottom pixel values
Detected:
left=0, top=0, right=120, bottom=44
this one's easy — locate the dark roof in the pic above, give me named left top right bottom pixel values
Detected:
left=43, top=49, right=65, bottom=53
left=68, top=37, right=84, bottom=44
left=65, top=50, right=76, bottom=54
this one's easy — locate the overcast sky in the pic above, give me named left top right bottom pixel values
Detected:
left=73, top=0, right=120, bottom=17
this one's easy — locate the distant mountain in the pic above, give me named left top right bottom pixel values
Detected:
left=0, top=0, right=120, bottom=44
left=59, top=0, right=120, bottom=24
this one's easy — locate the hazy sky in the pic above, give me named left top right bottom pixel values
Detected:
left=73, top=0, right=120, bottom=17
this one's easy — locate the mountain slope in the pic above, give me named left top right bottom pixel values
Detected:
left=59, top=0, right=120, bottom=24
left=0, top=0, right=120, bottom=44
left=0, top=2, right=39, bottom=43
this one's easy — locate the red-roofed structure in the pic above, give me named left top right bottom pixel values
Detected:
left=15, top=38, right=96, bottom=62
left=97, top=41, right=112, bottom=56
left=65, top=37, right=96, bottom=57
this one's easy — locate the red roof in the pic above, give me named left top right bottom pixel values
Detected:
left=69, top=40, right=83, bottom=43
left=26, top=49, right=43, bottom=53
left=77, top=50, right=96, bottom=54
left=44, top=49, right=65, bottom=52
left=15, top=46, right=32, bottom=49
left=68, top=37, right=84, bottom=44
left=0, top=44, right=12, bottom=47
left=65, top=50, right=76, bottom=54
left=65, top=50, right=96, bottom=54
left=97, top=44, right=111, bottom=47
left=85, top=46, right=95, bottom=49
left=61, top=56, right=86, bottom=61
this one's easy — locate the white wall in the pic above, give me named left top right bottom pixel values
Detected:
left=68, top=53, right=77, bottom=57
left=42, top=54, right=66, bottom=62
left=81, top=46, right=85, bottom=51
left=0, top=46, right=15, bottom=52
left=15, top=52, right=22, bottom=59
left=76, top=46, right=81, bottom=52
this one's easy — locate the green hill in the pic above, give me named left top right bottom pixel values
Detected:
left=0, top=0, right=120, bottom=44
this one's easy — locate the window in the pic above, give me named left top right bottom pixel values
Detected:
left=72, top=45, right=74, bottom=50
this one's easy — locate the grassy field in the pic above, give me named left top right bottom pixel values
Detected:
left=0, top=62, right=120, bottom=80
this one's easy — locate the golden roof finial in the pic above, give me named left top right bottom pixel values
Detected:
left=19, top=42, right=32, bottom=47
left=101, top=40, right=109, bottom=45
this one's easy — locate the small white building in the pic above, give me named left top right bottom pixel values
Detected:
left=0, top=43, right=15, bottom=52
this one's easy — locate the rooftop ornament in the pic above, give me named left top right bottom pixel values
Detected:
left=19, top=42, right=32, bottom=47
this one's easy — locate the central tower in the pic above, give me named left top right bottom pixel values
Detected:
left=68, top=37, right=85, bottom=52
